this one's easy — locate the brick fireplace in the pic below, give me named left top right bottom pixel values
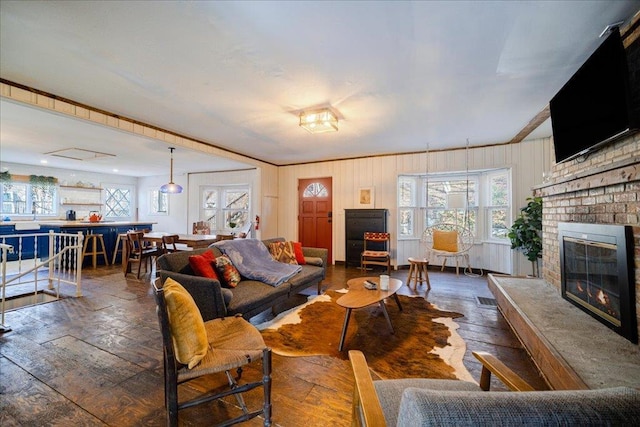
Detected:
left=537, top=132, right=640, bottom=344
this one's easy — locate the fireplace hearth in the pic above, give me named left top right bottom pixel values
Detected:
left=559, top=222, right=636, bottom=343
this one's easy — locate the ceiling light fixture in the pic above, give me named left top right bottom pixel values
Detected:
left=299, top=108, right=338, bottom=133
left=160, top=147, right=183, bottom=194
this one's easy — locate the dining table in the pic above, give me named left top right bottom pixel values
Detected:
left=121, top=231, right=234, bottom=273
left=142, top=231, right=231, bottom=249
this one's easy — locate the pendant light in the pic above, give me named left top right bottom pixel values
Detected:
left=160, top=147, right=183, bottom=194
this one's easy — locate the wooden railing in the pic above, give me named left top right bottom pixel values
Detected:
left=0, top=231, right=84, bottom=333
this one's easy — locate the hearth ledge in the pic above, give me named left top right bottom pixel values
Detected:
left=488, top=273, right=640, bottom=390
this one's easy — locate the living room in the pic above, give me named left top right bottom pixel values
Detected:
left=1, top=2, right=640, bottom=426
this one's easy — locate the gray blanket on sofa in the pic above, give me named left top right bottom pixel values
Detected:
left=214, top=238, right=301, bottom=286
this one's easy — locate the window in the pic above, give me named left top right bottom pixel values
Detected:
left=398, top=169, right=510, bottom=242
left=201, top=186, right=250, bottom=232
left=487, top=170, right=510, bottom=240
left=398, top=177, right=416, bottom=237
left=149, top=189, right=168, bottom=215
left=1, top=181, right=57, bottom=217
left=105, top=186, right=133, bottom=219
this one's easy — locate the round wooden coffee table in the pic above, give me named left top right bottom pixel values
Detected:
left=336, top=277, right=403, bottom=351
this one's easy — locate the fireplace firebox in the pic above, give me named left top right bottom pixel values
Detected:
left=558, top=222, right=636, bottom=343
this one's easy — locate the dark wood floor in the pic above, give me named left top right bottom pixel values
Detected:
left=1, top=262, right=547, bottom=426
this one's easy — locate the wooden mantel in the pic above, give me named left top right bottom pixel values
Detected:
left=536, top=156, right=639, bottom=198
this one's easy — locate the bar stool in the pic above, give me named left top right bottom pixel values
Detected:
left=82, top=233, right=110, bottom=269
left=112, top=232, right=128, bottom=265
left=407, top=257, right=430, bottom=290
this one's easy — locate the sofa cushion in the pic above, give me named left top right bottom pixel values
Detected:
left=162, top=277, right=209, bottom=369
left=374, top=378, right=479, bottom=427
left=396, top=386, right=640, bottom=427
left=215, top=254, right=241, bottom=288
left=285, top=264, right=324, bottom=294
left=188, top=250, right=218, bottom=279
left=225, top=279, right=290, bottom=317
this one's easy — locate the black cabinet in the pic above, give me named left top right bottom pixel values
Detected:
left=345, top=209, right=388, bottom=267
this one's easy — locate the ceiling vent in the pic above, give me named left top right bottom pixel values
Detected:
left=45, top=148, right=116, bottom=161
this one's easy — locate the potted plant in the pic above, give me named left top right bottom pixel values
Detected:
left=508, top=196, right=543, bottom=277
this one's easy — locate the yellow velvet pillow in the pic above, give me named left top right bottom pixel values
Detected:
left=433, top=230, right=459, bottom=252
left=163, top=277, right=209, bottom=369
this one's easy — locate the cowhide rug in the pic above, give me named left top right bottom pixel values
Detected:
left=257, top=290, right=475, bottom=381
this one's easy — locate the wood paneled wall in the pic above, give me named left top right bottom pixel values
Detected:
left=277, top=138, right=553, bottom=275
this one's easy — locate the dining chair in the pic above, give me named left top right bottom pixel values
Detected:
left=125, top=231, right=162, bottom=279
left=161, top=234, right=189, bottom=253
left=361, top=232, right=391, bottom=275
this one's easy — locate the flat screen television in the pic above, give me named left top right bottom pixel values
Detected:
left=550, top=29, right=638, bottom=164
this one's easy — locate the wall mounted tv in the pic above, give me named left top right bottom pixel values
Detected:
left=550, top=29, right=638, bottom=164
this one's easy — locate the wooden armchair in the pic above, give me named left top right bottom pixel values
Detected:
left=154, top=278, right=272, bottom=426
left=349, top=350, right=639, bottom=426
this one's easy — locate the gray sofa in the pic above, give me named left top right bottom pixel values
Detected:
left=156, top=237, right=327, bottom=321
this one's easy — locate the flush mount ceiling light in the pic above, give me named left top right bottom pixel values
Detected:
left=160, top=147, right=183, bottom=194
left=299, top=108, right=338, bottom=133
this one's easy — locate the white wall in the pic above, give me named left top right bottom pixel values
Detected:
left=137, top=172, right=189, bottom=233
left=2, top=162, right=138, bottom=220
left=277, top=137, right=554, bottom=275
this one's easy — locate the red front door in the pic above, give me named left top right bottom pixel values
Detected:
left=298, top=177, right=333, bottom=264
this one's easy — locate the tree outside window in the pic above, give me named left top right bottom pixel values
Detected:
left=201, top=186, right=250, bottom=232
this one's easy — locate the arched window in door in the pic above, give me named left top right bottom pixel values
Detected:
left=303, top=182, right=328, bottom=198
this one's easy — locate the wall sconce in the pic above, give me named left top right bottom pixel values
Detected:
left=299, top=108, right=338, bottom=133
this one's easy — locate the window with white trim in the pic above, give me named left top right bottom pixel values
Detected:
left=398, top=169, right=510, bottom=241
left=149, top=189, right=168, bottom=215
left=104, top=185, right=133, bottom=219
left=486, top=170, right=510, bottom=240
left=0, top=181, right=57, bottom=217
left=201, top=186, right=250, bottom=233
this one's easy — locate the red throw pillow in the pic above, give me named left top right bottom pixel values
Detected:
left=292, top=241, right=306, bottom=265
left=215, top=255, right=241, bottom=288
left=188, top=250, right=218, bottom=280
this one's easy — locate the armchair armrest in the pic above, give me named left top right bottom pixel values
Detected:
left=472, top=351, right=535, bottom=391
left=302, top=246, right=328, bottom=267
left=348, top=350, right=386, bottom=427
left=157, top=270, right=228, bottom=321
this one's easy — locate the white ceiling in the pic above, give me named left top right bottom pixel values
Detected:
left=1, top=1, right=639, bottom=177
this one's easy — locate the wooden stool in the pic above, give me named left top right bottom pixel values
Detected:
left=112, top=232, right=128, bottom=265
left=407, top=257, right=430, bottom=290
left=82, top=234, right=110, bottom=269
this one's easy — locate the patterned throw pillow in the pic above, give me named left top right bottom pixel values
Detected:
left=214, top=254, right=241, bottom=288
left=268, top=241, right=298, bottom=265
left=188, top=250, right=218, bottom=279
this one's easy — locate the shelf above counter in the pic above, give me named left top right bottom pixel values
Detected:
left=59, top=185, right=104, bottom=190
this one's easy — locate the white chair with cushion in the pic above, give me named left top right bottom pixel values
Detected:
left=422, top=223, right=473, bottom=276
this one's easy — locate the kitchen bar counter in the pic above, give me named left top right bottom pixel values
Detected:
left=0, top=220, right=156, bottom=227
left=0, top=220, right=155, bottom=265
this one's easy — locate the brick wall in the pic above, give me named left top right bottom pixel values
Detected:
left=537, top=132, right=640, bottom=341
